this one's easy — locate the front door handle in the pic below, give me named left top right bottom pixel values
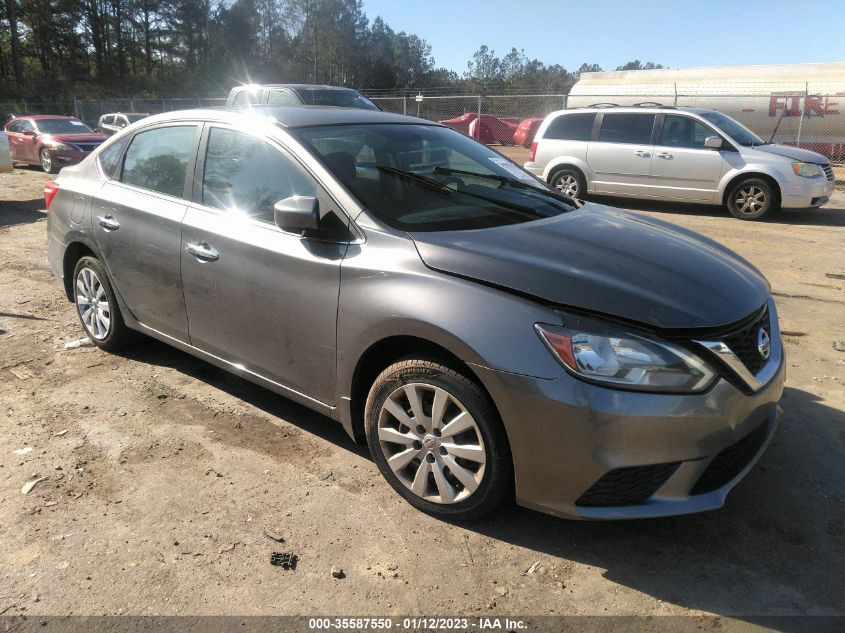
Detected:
left=635, top=150, right=651, bottom=158
left=185, top=242, right=219, bottom=262
left=96, top=214, right=120, bottom=231
left=656, top=152, right=673, bottom=159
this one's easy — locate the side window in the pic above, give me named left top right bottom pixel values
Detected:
left=233, top=90, right=262, bottom=107
left=102, top=115, right=115, bottom=127
left=659, top=115, right=715, bottom=149
left=598, top=113, right=656, bottom=145
left=544, top=113, right=596, bottom=141
left=7, top=120, right=20, bottom=133
left=201, top=127, right=315, bottom=225
left=98, top=135, right=131, bottom=179
left=18, top=120, right=34, bottom=133
left=117, top=116, right=128, bottom=128
left=267, top=89, right=300, bottom=106
left=121, top=125, right=196, bottom=197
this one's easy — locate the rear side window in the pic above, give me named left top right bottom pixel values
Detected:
left=598, top=113, right=656, bottom=144
left=544, top=113, right=596, bottom=141
left=233, top=90, right=263, bottom=107
left=267, top=89, right=300, bottom=106
left=98, top=135, right=130, bottom=178
left=201, top=127, right=315, bottom=224
left=121, top=125, right=196, bottom=197
left=659, top=115, right=714, bottom=149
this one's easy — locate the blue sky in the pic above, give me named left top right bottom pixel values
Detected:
left=361, top=0, right=845, bottom=74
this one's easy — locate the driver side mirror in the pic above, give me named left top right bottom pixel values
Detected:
left=274, top=196, right=320, bottom=233
left=704, top=136, right=723, bottom=149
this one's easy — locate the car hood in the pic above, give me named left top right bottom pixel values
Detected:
left=409, top=204, right=770, bottom=330
left=46, top=133, right=107, bottom=143
left=753, top=143, right=828, bottom=164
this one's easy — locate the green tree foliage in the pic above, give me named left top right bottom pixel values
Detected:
left=615, top=60, right=664, bottom=71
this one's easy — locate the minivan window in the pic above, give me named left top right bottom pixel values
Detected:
left=544, top=112, right=596, bottom=141
left=201, top=127, right=315, bottom=224
left=659, top=115, right=714, bottom=149
left=233, top=90, right=263, bottom=107
left=598, top=113, right=655, bottom=145
left=98, top=136, right=130, bottom=178
left=121, top=125, right=196, bottom=197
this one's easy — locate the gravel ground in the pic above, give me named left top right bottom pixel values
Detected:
left=1, top=165, right=843, bottom=626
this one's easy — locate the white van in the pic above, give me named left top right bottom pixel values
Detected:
left=524, top=105, right=835, bottom=220
left=0, top=130, right=12, bottom=173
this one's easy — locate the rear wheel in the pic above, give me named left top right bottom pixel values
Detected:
left=40, top=148, right=58, bottom=174
left=549, top=167, right=586, bottom=200
left=72, top=256, right=133, bottom=351
left=727, top=178, right=777, bottom=220
left=365, top=359, right=513, bottom=520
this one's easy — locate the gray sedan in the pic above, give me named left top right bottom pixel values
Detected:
left=46, top=106, right=784, bottom=520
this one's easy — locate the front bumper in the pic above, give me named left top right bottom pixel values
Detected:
left=472, top=347, right=785, bottom=520
left=47, top=147, right=89, bottom=167
left=780, top=175, right=835, bottom=208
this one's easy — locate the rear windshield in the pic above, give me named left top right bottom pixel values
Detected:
left=296, top=89, right=380, bottom=111
left=35, top=119, right=94, bottom=134
left=295, top=123, right=576, bottom=232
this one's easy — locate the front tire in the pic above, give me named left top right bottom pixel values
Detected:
left=549, top=167, right=586, bottom=200
left=365, top=358, right=513, bottom=520
left=72, top=256, right=133, bottom=351
left=727, top=178, right=777, bottom=220
left=40, top=148, right=58, bottom=174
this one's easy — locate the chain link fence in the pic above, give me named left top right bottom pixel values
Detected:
left=3, top=85, right=844, bottom=161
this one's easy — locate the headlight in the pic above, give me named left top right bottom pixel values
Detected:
left=46, top=141, right=73, bottom=151
left=535, top=315, right=716, bottom=393
left=791, top=162, right=823, bottom=178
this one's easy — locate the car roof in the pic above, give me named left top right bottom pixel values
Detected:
left=232, top=84, right=363, bottom=93
left=20, top=114, right=79, bottom=121
left=560, top=105, right=713, bottom=115
left=141, top=105, right=435, bottom=129
left=102, top=112, right=149, bottom=116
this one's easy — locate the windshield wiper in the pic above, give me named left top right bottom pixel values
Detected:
left=376, top=164, right=452, bottom=192
left=433, top=166, right=577, bottom=206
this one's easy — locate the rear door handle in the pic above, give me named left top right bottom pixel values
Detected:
left=656, top=152, right=673, bottom=159
left=96, top=214, right=120, bottom=231
left=185, top=242, right=219, bottom=262
left=635, top=150, right=651, bottom=157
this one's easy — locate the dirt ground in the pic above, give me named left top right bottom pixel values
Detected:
left=1, top=165, right=844, bottom=626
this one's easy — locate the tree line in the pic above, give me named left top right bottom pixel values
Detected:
left=0, top=0, right=663, bottom=100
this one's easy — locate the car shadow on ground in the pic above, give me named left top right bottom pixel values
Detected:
left=588, top=194, right=845, bottom=228
left=0, top=197, right=45, bottom=228
left=118, top=337, right=843, bottom=624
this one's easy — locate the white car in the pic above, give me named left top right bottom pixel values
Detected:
left=0, top=130, right=11, bottom=173
left=524, top=105, right=836, bottom=220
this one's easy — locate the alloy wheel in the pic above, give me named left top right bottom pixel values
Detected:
left=377, top=383, right=487, bottom=504
left=75, top=267, right=111, bottom=340
left=735, top=185, right=766, bottom=216
left=554, top=174, right=579, bottom=197
left=40, top=149, right=52, bottom=173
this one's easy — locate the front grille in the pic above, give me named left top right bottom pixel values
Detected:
left=691, top=422, right=769, bottom=494
left=822, top=163, right=834, bottom=183
left=576, top=462, right=680, bottom=507
left=722, top=307, right=770, bottom=376
left=71, top=142, right=102, bottom=153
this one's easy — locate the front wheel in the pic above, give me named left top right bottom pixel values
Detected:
left=727, top=178, right=777, bottom=220
left=40, top=148, right=58, bottom=174
left=365, top=359, right=513, bottom=520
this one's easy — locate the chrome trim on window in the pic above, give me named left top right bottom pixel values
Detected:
left=694, top=297, right=782, bottom=392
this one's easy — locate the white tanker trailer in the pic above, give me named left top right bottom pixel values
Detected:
left=568, top=62, right=845, bottom=159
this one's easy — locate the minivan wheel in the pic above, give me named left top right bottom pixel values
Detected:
left=365, top=359, right=512, bottom=520
left=72, top=256, right=133, bottom=351
left=549, top=168, right=586, bottom=199
left=40, top=149, right=58, bottom=174
left=727, top=178, right=777, bottom=220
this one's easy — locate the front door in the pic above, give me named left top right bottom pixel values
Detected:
left=180, top=125, right=347, bottom=405
left=650, top=114, right=726, bottom=202
left=586, top=112, right=656, bottom=197
left=92, top=123, right=199, bottom=343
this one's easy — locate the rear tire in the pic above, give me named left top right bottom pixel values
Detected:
left=726, top=178, right=777, bottom=220
left=548, top=167, right=586, bottom=200
left=72, top=256, right=133, bottom=352
left=365, top=358, right=513, bottom=520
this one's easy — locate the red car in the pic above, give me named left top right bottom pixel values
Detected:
left=513, top=118, right=544, bottom=148
left=438, top=113, right=519, bottom=145
left=5, top=115, right=107, bottom=173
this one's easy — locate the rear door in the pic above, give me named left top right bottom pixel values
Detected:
left=650, top=114, right=726, bottom=202
left=92, top=122, right=199, bottom=343
left=180, top=125, right=348, bottom=404
left=586, top=112, right=656, bottom=196
left=11, top=119, right=38, bottom=163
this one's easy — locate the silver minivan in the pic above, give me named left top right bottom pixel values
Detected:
left=524, top=105, right=835, bottom=220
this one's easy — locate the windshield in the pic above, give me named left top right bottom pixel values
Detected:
left=126, top=114, right=148, bottom=123
left=35, top=118, right=94, bottom=134
left=700, top=111, right=764, bottom=147
left=296, top=89, right=380, bottom=111
left=295, top=123, right=576, bottom=232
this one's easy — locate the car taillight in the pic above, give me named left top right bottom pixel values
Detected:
left=44, top=181, right=59, bottom=210
left=529, top=142, right=537, bottom=162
